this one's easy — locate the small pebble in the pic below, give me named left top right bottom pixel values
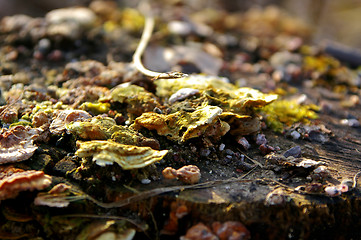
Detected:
left=237, top=137, right=250, bottom=150
left=219, top=143, right=225, bottom=151
left=290, top=130, right=301, bottom=140
left=259, top=144, right=274, bottom=155
left=308, top=130, right=329, bottom=143
left=225, top=149, right=234, bottom=155
left=319, top=101, right=333, bottom=113
left=47, top=49, right=63, bottom=61
left=38, top=38, right=51, bottom=53
left=256, top=134, right=267, bottom=145
left=5, top=50, right=18, bottom=61
left=168, top=21, right=192, bottom=36
left=141, top=179, right=151, bottom=184
left=340, top=118, right=360, bottom=127
left=283, top=145, right=301, bottom=158
left=265, top=189, right=286, bottom=206
left=324, top=186, right=341, bottom=197
left=153, top=107, right=163, bottom=114
left=200, top=148, right=211, bottom=157
left=313, top=165, right=327, bottom=174
left=168, top=88, right=199, bottom=104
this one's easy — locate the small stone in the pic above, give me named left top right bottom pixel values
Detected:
left=237, top=137, right=250, bottom=150
left=225, top=149, right=234, bottom=155
left=47, top=49, right=63, bottom=61
left=290, top=130, right=301, bottom=140
left=141, top=178, right=151, bottom=184
left=168, top=88, right=199, bottom=104
left=38, top=38, right=51, bottom=53
left=153, top=107, right=163, bottom=114
left=320, top=101, right=333, bottom=113
left=200, top=148, right=211, bottom=157
left=219, top=143, right=225, bottom=151
left=324, top=186, right=341, bottom=197
left=168, top=21, right=192, bottom=36
left=265, top=188, right=286, bottom=206
left=313, top=165, right=328, bottom=174
left=283, top=145, right=301, bottom=158
left=340, top=118, right=360, bottom=127
left=307, top=129, right=329, bottom=143
left=256, top=134, right=267, bottom=145
left=259, top=144, right=274, bottom=155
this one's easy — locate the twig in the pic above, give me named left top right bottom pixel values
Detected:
left=133, top=0, right=188, bottom=79
left=237, top=148, right=264, bottom=168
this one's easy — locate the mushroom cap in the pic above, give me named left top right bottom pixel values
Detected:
left=0, top=125, right=39, bottom=164
left=0, top=169, right=52, bottom=200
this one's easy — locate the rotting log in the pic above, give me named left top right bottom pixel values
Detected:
left=116, top=100, right=361, bottom=239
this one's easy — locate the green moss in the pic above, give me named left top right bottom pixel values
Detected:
left=261, top=100, right=319, bottom=132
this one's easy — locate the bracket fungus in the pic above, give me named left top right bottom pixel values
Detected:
left=66, top=116, right=160, bottom=149
left=0, top=169, right=52, bottom=201
left=151, top=75, right=277, bottom=140
left=133, top=105, right=229, bottom=142
left=75, top=140, right=168, bottom=169
left=0, top=125, right=39, bottom=164
left=101, top=84, right=160, bottom=119
left=109, top=125, right=160, bottom=149
left=155, top=75, right=277, bottom=112
left=65, top=116, right=116, bottom=140
left=49, top=109, right=92, bottom=135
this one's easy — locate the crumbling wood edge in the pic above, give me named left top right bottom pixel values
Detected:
left=130, top=187, right=361, bottom=239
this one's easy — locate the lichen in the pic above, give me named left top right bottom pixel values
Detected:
left=261, top=100, right=319, bottom=132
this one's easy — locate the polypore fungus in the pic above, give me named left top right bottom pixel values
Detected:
left=0, top=125, right=39, bottom=164
left=0, top=169, right=52, bottom=201
left=75, top=140, right=168, bottom=169
left=49, top=109, right=92, bottom=135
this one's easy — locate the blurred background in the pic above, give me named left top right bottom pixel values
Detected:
left=1, top=0, right=361, bottom=49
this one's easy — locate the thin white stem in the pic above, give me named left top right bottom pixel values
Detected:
left=132, top=0, right=188, bottom=79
